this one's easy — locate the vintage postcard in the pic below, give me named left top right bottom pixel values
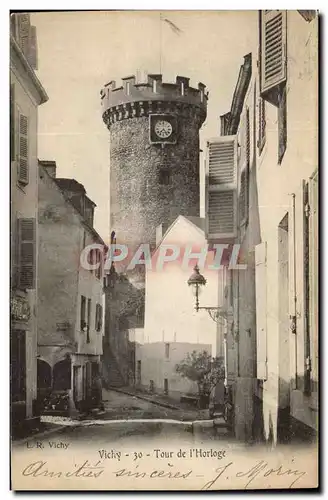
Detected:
left=10, top=10, right=319, bottom=490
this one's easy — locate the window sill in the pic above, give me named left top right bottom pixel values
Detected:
left=11, top=287, right=28, bottom=297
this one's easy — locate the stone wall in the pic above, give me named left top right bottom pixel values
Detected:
left=109, top=114, right=201, bottom=249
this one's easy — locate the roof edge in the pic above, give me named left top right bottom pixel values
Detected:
left=10, top=35, right=48, bottom=105
left=39, top=164, right=105, bottom=245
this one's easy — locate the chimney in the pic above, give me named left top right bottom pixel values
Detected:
left=220, top=112, right=231, bottom=136
left=39, top=160, right=57, bottom=178
left=156, top=223, right=163, bottom=247
left=155, top=222, right=169, bottom=247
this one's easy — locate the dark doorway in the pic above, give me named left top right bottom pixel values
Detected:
left=53, top=359, right=71, bottom=391
left=37, top=359, right=51, bottom=389
left=73, top=365, right=81, bottom=403
left=11, top=330, right=26, bottom=403
left=137, top=360, right=141, bottom=385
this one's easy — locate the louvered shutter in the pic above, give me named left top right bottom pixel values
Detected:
left=255, top=242, right=267, bottom=380
left=10, top=84, right=15, bottom=161
left=257, top=97, right=266, bottom=151
left=205, top=135, right=237, bottom=241
left=18, top=218, right=36, bottom=289
left=261, top=10, right=287, bottom=94
left=12, top=219, right=20, bottom=288
left=18, top=113, right=29, bottom=185
left=239, top=170, right=246, bottom=223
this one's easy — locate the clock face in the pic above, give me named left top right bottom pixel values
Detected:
left=154, top=120, right=173, bottom=139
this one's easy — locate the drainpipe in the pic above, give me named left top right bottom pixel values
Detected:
left=291, top=193, right=298, bottom=387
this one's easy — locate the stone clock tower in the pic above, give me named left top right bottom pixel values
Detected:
left=101, top=73, right=208, bottom=252
left=101, top=74, right=208, bottom=387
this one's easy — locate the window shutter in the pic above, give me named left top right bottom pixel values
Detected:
left=18, top=218, right=36, bottom=289
left=95, top=304, right=102, bottom=332
left=95, top=304, right=99, bottom=330
left=205, top=135, right=237, bottom=241
left=87, top=298, right=91, bottom=342
left=239, top=170, right=246, bottom=223
left=18, top=113, right=29, bottom=185
left=255, top=241, right=267, bottom=380
left=258, top=97, right=266, bottom=152
left=80, top=295, right=86, bottom=330
left=10, top=84, right=15, bottom=161
left=99, top=304, right=102, bottom=331
left=96, top=249, right=102, bottom=279
left=278, top=84, right=287, bottom=164
left=12, top=219, right=20, bottom=288
left=261, top=10, right=287, bottom=94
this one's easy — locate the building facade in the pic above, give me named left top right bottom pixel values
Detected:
left=135, top=342, right=212, bottom=401
left=144, top=215, right=219, bottom=354
left=206, top=10, right=318, bottom=443
left=10, top=13, right=48, bottom=432
left=102, top=264, right=142, bottom=387
left=37, top=162, right=105, bottom=415
left=100, top=74, right=208, bottom=386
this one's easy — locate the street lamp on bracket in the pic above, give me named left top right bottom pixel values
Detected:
left=187, top=264, right=228, bottom=324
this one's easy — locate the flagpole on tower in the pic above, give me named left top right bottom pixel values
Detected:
left=158, top=13, right=182, bottom=75
left=159, top=11, right=162, bottom=74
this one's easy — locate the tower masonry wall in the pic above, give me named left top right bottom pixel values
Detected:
left=101, top=74, right=208, bottom=250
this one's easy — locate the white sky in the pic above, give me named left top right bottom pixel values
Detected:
left=32, top=10, right=257, bottom=242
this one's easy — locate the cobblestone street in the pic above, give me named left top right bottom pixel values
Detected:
left=101, top=389, right=210, bottom=422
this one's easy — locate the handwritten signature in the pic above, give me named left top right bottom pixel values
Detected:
left=201, top=461, right=307, bottom=490
left=21, top=459, right=307, bottom=489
